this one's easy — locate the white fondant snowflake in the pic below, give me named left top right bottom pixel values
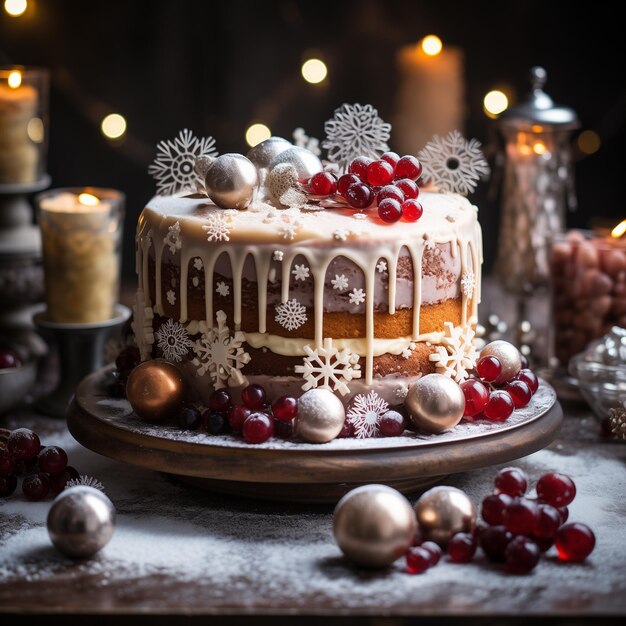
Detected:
left=203, top=214, right=231, bottom=242
left=216, top=281, right=230, bottom=297
left=131, top=288, right=154, bottom=361
left=191, top=310, right=251, bottom=388
left=331, top=274, right=349, bottom=292
left=65, top=476, right=105, bottom=493
left=293, top=127, right=321, bottom=156
left=461, top=270, right=475, bottom=299
left=273, top=250, right=284, bottom=261
left=347, top=390, right=389, bottom=439
left=333, top=229, right=349, bottom=242
left=193, top=257, right=203, bottom=271
left=323, top=103, right=391, bottom=173
left=418, top=130, right=490, bottom=195
left=166, top=290, right=176, bottom=306
left=274, top=299, right=307, bottom=331
left=148, top=128, right=218, bottom=196
left=394, top=385, right=409, bottom=401
left=164, top=221, right=182, bottom=254
left=377, top=260, right=387, bottom=273
left=349, top=288, right=366, bottom=306
left=279, top=222, right=298, bottom=240
left=292, top=264, right=310, bottom=281
left=401, top=342, right=417, bottom=359
left=295, top=338, right=361, bottom=396
left=155, top=319, right=191, bottom=363
left=429, top=321, right=479, bottom=383
left=192, top=277, right=199, bottom=287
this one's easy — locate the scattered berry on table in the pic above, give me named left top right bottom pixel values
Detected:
left=406, top=546, right=432, bottom=574
left=555, top=523, right=596, bottom=562
left=536, top=472, right=576, bottom=507
left=494, top=467, right=528, bottom=497
left=504, top=536, right=541, bottom=573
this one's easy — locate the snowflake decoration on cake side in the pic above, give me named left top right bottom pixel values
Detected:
left=418, top=130, right=490, bottom=195
left=148, top=128, right=218, bottom=196
left=163, top=221, right=182, bottom=254
left=203, top=214, right=231, bottom=242
left=155, top=319, right=192, bottom=363
left=292, top=264, right=310, bottom=281
left=193, top=257, right=203, bottom=271
left=279, top=222, right=299, bottom=241
left=295, top=338, right=361, bottom=396
left=331, top=274, right=349, bottom=292
left=65, top=476, right=106, bottom=493
left=323, top=103, right=391, bottom=173
left=273, top=250, right=284, bottom=262
left=274, top=299, right=308, bottom=331
left=401, top=342, right=417, bottom=359
left=216, top=281, right=230, bottom=297
left=461, top=270, right=475, bottom=299
left=192, top=277, right=200, bottom=287
left=376, top=260, right=387, bottom=273
left=347, top=390, right=389, bottom=439
left=191, top=310, right=251, bottom=388
left=166, top=290, right=176, bottom=306
left=349, top=288, right=366, bottom=306
left=293, top=127, right=321, bottom=156
left=429, top=321, right=479, bottom=383
left=131, top=288, right=154, bottom=361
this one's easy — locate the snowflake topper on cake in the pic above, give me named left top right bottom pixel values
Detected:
left=148, top=129, right=218, bottom=196
left=323, top=103, right=391, bottom=173
left=418, top=130, right=490, bottom=195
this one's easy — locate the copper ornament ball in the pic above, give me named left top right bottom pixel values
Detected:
left=333, top=484, right=417, bottom=568
left=405, top=373, right=465, bottom=434
left=414, top=485, right=476, bottom=547
left=480, top=340, right=522, bottom=384
left=295, top=388, right=345, bottom=443
left=126, top=359, right=186, bottom=422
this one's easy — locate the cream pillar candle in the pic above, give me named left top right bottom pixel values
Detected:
left=37, top=189, right=124, bottom=323
left=394, top=37, right=465, bottom=155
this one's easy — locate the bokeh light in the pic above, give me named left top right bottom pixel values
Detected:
left=421, top=35, right=442, bottom=56
left=483, top=90, right=509, bottom=118
left=100, top=113, right=127, bottom=140
left=78, top=193, right=100, bottom=206
left=7, top=70, right=22, bottom=89
left=4, top=0, right=27, bottom=17
left=577, top=130, right=601, bottom=155
left=27, top=117, right=44, bottom=143
left=301, top=58, right=328, bottom=84
left=245, top=123, right=271, bottom=147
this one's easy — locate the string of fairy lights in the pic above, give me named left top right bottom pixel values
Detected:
left=3, top=0, right=603, bottom=158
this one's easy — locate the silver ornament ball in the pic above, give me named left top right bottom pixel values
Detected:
left=269, top=146, right=323, bottom=181
left=480, top=340, right=522, bottom=384
left=246, top=136, right=292, bottom=169
left=47, top=486, right=116, bottom=559
left=405, top=373, right=465, bottom=434
left=334, top=484, right=417, bottom=568
left=205, top=153, right=258, bottom=210
left=295, top=388, right=345, bottom=443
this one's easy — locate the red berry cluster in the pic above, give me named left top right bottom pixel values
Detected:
left=0, top=428, right=81, bottom=501
left=306, top=152, right=423, bottom=224
left=0, top=348, right=21, bottom=369
left=407, top=468, right=595, bottom=575
left=461, top=354, right=539, bottom=423
left=175, top=384, right=298, bottom=445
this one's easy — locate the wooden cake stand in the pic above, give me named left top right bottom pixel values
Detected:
left=68, top=366, right=563, bottom=503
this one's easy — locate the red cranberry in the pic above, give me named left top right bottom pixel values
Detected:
left=506, top=380, right=532, bottom=408
left=241, top=384, right=267, bottom=410
left=555, top=523, right=595, bottom=562
left=0, top=349, right=20, bottom=369
left=380, top=151, right=400, bottom=169
left=379, top=410, right=405, bottom=437
left=377, top=198, right=402, bottom=223
left=38, top=446, right=68, bottom=474
left=272, top=396, right=298, bottom=422
left=505, top=536, right=541, bottom=573
left=520, top=354, right=529, bottom=368
left=7, top=429, right=41, bottom=462
left=202, top=411, right=227, bottom=434
left=49, top=466, right=80, bottom=495
left=366, top=160, right=394, bottom=186
left=309, top=171, right=337, bottom=196
left=533, top=504, right=562, bottom=539
left=401, top=200, right=423, bottom=222
left=406, top=546, right=431, bottom=574
left=395, top=155, right=422, bottom=181
left=242, top=412, right=274, bottom=444
left=228, top=404, right=251, bottom=432
left=420, top=541, right=442, bottom=565
left=503, top=497, right=540, bottom=535
left=337, top=173, right=361, bottom=197
left=461, top=379, right=489, bottom=417
left=448, top=532, right=477, bottom=563
left=476, top=355, right=502, bottom=382
left=517, top=369, right=539, bottom=394
left=0, top=448, right=16, bottom=476
left=348, top=156, right=372, bottom=180
left=536, top=472, right=576, bottom=507
left=494, top=467, right=528, bottom=497
left=483, top=391, right=515, bottom=422
left=395, top=178, right=419, bottom=199
left=534, top=536, right=555, bottom=552
left=0, top=474, right=17, bottom=497
left=336, top=420, right=354, bottom=438
left=346, top=183, right=374, bottom=209
left=22, top=472, right=50, bottom=501
left=177, top=406, right=201, bottom=430
left=377, top=185, right=404, bottom=204
left=209, top=389, right=232, bottom=412
left=558, top=506, right=569, bottom=524
left=480, top=525, right=513, bottom=562
left=481, top=493, right=512, bottom=525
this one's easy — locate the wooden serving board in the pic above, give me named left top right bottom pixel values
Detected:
left=67, top=366, right=563, bottom=503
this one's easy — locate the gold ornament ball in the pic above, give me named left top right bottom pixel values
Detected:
left=333, top=484, right=417, bottom=568
left=126, top=359, right=186, bottom=422
left=480, top=340, right=522, bottom=383
left=205, top=153, right=259, bottom=210
left=414, top=486, right=476, bottom=547
left=295, top=388, right=345, bottom=443
left=405, top=373, right=465, bottom=434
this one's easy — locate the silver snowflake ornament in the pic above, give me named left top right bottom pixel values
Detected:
left=275, top=299, right=307, bottom=331
left=418, top=130, right=490, bottom=195
left=323, top=103, right=391, bottom=173
left=155, top=318, right=191, bottom=363
left=148, top=128, right=218, bottom=196
left=347, top=390, right=389, bottom=439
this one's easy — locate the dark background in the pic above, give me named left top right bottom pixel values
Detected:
left=1, top=0, right=623, bottom=279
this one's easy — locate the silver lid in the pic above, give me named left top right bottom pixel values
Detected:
left=499, top=67, right=579, bottom=130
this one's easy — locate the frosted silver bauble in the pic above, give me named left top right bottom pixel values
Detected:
left=268, top=146, right=323, bottom=181
left=205, top=153, right=258, bottom=209
left=246, top=136, right=292, bottom=169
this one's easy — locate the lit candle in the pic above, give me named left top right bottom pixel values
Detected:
left=0, top=68, right=39, bottom=184
left=394, top=36, right=464, bottom=154
left=37, top=188, right=124, bottom=323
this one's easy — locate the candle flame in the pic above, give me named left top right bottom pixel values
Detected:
left=611, top=219, right=626, bottom=239
left=78, top=193, right=100, bottom=206
left=7, top=70, right=22, bottom=89
left=420, top=35, right=442, bottom=56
